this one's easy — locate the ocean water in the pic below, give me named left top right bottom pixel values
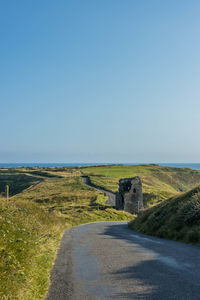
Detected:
left=0, top=162, right=200, bottom=170
left=0, top=163, right=101, bottom=168
left=159, top=163, right=200, bottom=170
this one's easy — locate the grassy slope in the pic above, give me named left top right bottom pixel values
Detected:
left=0, top=170, right=43, bottom=196
left=1, top=170, right=132, bottom=299
left=0, top=197, right=65, bottom=300
left=82, top=165, right=200, bottom=206
left=2, top=164, right=200, bottom=299
left=0, top=167, right=77, bottom=198
left=129, top=185, right=200, bottom=245
left=14, top=175, right=132, bottom=226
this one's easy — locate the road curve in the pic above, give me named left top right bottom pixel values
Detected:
left=46, top=222, right=200, bottom=300
left=82, top=176, right=116, bottom=206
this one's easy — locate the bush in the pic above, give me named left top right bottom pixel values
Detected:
left=186, top=228, right=200, bottom=243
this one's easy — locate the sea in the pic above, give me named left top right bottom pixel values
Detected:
left=0, top=163, right=200, bottom=170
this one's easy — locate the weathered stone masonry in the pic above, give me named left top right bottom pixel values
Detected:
left=116, top=176, right=143, bottom=214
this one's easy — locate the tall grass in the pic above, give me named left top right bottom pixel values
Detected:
left=128, top=185, right=200, bottom=245
left=0, top=197, right=65, bottom=300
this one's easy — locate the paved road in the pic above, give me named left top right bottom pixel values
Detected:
left=82, top=176, right=116, bottom=206
left=46, top=222, right=200, bottom=300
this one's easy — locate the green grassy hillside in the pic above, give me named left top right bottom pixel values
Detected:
left=0, top=170, right=43, bottom=196
left=13, top=175, right=132, bottom=226
left=82, top=164, right=200, bottom=206
left=0, top=167, right=79, bottom=197
left=129, top=185, right=200, bottom=245
left=0, top=169, right=132, bottom=299
left=1, top=165, right=200, bottom=299
left=0, top=197, right=65, bottom=300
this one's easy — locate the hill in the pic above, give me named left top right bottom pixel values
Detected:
left=0, top=196, right=65, bottom=300
left=81, top=164, right=200, bottom=206
left=0, top=169, right=43, bottom=196
left=1, top=165, right=200, bottom=298
left=128, top=185, right=200, bottom=245
left=0, top=168, right=132, bottom=299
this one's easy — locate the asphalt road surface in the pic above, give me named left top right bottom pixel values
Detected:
left=46, top=221, right=200, bottom=300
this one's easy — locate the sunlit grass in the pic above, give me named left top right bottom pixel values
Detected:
left=13, top=176, right=133, bottom=226
left=129, top=185, right=200, bottom=245
left=2, top=164, right=200, bottom=299
left=0, top=196, right=65, bottom=300
left=0, top=172, right=133, bottom=299
left=82, top=164, right=200, bottom=206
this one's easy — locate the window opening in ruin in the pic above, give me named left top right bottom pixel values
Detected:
left=133, top=188, right=136, bottom=193
left=124, top=181, right=131, bottom=192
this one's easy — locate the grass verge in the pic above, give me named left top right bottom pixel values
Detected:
left=128, top=185, right=200, bottom=245
left=0, top=197, right=65, bottom=300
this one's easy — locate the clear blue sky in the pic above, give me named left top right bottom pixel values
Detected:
left=1, top=0, right=200, bottom=163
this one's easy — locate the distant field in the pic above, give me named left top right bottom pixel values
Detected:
left=13, top=175, right=132, bottom=226
left=0, top=171, right=43, bottom=196
left=81, top=164, right=200, bottom=206
left=0, top=167, right=81, bottom=197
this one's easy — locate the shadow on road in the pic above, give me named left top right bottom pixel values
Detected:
left=99, top=223, right=200, bottom=300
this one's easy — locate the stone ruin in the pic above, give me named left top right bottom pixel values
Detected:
left=116, top=176, right=143, bottom=214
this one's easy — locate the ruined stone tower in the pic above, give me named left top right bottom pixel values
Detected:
left=116, top=177, right=143, bottom=214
